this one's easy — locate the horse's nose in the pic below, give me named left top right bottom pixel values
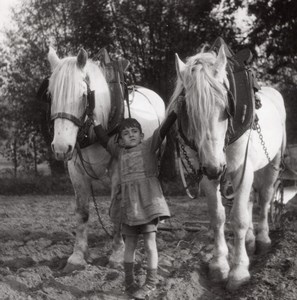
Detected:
left=202, top=164, right=226, bottom=180
left=66, top=145, right=73, bottom=155
left=51, top=143, right=73, bottom=161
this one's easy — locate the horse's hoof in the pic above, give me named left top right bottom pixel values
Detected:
left=255, top=240, right=271, bottom=255
left=62, top=262, right=86, bottom=274
left=209, top=269, right=229, bottom=283
left=227, top=269, right=250, bottom=291
left=209, top=259, right=230, bottom=282
left=226, top=275, right=250, bottom=291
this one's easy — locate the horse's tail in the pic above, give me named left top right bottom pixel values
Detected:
left=281, top=122, right=287, bottom=158
left=276, top=90, right=287, bottom=160
left=276, top=89, right=287, bottom=158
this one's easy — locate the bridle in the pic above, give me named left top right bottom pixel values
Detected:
left=50, top=78, right=95, bottom=127
left=37, top=76, right=96, bottom=142
left=177, top=82, right=235, bottom=153
left=176, top=82, right=236, bottom=198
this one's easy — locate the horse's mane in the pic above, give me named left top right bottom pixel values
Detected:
left=49, top=57, right=111, bottom=129
left=168, top=50, right=228, bottom=152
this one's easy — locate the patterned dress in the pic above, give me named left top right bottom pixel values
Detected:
left=108, top=128, right=170, bottom=226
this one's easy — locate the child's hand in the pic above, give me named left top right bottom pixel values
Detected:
left=92, top=113, right=102, bottom=126
left=177, top=95, right=185, bottom=112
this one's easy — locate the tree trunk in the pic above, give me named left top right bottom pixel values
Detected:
left=33, top=136, right=38, bottom=175
left=13, top=138, right=17, bottom=178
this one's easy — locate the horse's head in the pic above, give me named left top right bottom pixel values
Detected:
left=47, top=47, right=110, bottom=161
left=173, top=45, right=231, bottom=180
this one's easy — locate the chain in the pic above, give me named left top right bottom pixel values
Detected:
left=90, top=184, right=113, bottom=238
left=255, top=121, right=280, bottom=172
left=179, top=141, right=203, bottom=183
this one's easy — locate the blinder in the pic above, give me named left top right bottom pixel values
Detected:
left=177, top=84, right=235, bottom=153
left=36, top=77, right=95, bottom=141
left=50, top=79, right=95, bottom=127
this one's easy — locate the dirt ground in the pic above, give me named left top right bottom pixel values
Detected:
left=0, top=194, right=297, bottom=300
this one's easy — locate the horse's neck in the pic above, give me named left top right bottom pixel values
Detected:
left=94, top=90, right=111, bottom=129
left=89, top=64, right=111, bottom=129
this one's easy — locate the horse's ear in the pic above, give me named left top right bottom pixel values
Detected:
left=214, top=45, right=227, bottom=75
left=77, top=48, right=88, bottom=69
left=175, top=53, right=186, bottom=80
left=48, top=47, right=60, bottom=71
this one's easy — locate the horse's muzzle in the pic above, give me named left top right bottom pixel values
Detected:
left=51, top=144, right=73, bottom=161
left=202, top=164, right=226, bottom=181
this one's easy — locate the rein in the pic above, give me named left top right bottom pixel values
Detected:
left=219, top=125, right=252, bottom=200
left=176, top=83, right=236, bottom=199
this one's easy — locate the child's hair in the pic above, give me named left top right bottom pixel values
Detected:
left=118, top=118, right=142, bottom=134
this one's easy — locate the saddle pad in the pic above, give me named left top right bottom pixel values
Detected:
left=211, top=37, right=255, bottom=144
left=178, top=37, right=256, bottom=149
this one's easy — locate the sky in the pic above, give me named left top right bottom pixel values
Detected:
left=0, top=0, right=19, bottom=29
left=0, top=0, right=252, bottom=41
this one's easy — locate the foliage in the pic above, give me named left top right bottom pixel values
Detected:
left=247, top=0, right=297, bottom=76
left=0, top=0, right=76, bottom=175
left=247, top=0, right=297, bottom=143
left=7, top=0, right=292, bottom=176
left=109, top=0, right=241, bottom=100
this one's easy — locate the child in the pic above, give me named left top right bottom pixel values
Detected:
left=93, top=111, right=177, bottom=299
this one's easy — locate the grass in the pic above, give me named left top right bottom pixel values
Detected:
left=0, top=172, right=190, bottom=196
left=0, top=175, right=75, bottom=195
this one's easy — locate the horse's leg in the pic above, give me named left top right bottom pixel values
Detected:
left=201, top=178, right=230, bottom=282
left=108, top=159, right=125, bottom=268
left=109, top=221, right=125, bottom=268
left=254, top=152, right=281, bottom=254
left=246, top=187, right=256, bottom=255
left=227, top=163, right=254, bottom=290
left=63, top=161, right=91, bottom=273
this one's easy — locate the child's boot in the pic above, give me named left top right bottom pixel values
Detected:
left=133, top=268, right=158, bottom=299
left=124, top=262, right=138, bottom=295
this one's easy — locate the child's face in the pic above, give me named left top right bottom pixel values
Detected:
left=120, top=126, right=144, bottom=148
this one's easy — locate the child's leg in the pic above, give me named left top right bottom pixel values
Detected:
left=124, top=234, right=138, bottom=262
left=143, top=232, right=158, bottom=269
left=124, top=234, right=138, bottom=293
left=133, top=232, right=158, bottom=298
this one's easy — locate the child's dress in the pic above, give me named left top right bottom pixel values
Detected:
left=94, top=112, right=177, bottom=226
left=108, top=128, right=170, bottom=226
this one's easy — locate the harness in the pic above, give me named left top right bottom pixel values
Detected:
left=177, top=85, right=235, bottom=152
left=51, top=79, right=95, bottom=127
left=36, top=48, right=127, bottom=149
left=177, top=37, right=260, bottom=197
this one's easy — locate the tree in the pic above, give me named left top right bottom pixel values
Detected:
left=248, top=0, right=297, bottom=76
left=109, top=0, right=241, bottom=101
left=247, top=0, right=297, bottom=143
left=0, top=0, right=243, bottom=178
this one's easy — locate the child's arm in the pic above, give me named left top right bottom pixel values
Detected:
left=93, top=121, right=110, bottom=149
left=159, top=111, right=177, bottom=140
left=148, top=110, right=177, bottom=152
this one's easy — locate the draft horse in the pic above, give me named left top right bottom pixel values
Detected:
left=46, top=47, right=165, bottom=271
left=168, top=45, right=286, bottom=290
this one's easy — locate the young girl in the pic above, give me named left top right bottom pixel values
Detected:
left=93, top=111, right=176, bottom=299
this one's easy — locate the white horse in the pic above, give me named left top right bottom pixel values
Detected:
left=47, top=47, right=165, bottom=272
left=168, top=45, right=286, bottom=290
